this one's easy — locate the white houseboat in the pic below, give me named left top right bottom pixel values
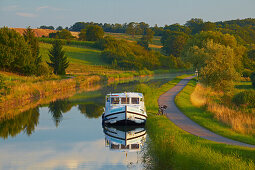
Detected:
left=102, top=92, right=147, bottom=124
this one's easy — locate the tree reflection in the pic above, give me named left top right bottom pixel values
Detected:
left=48, top=99, right=73, bottom=127
left=78, top=103, right=104, bottom=118
left=0, top=107, right=40, bottom=139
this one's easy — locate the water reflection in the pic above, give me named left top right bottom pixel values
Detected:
left=103, top=125, right=146, bottom=152
left=0, top=107, right=40, bottom=139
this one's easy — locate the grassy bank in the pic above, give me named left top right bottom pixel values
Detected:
left=175, top=79, right=255, bottom=145
left=140, top=76, right=255, bottom=169
left=0, top=73, right=102, bottom=120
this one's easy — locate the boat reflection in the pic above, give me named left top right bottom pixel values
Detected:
left=103, top=125, right=146, bottom=152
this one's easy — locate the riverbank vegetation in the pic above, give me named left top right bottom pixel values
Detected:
left=139, top=76, right=255, bottom=169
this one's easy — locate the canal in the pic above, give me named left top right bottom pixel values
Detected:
left=0, top=73, right=181, bottom=169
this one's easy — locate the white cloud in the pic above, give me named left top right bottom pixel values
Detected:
left=16, top=12, right=37, bottom=18
left=36, top=6, right=66, bottom=12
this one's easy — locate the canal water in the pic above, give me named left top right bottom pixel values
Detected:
left=0, top=73, right=181, bottom=170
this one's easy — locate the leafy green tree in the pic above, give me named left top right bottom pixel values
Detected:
left=137, top=28, right=154, bottom=49
left=39, top=25, right=54, bottom=30
left=47, top=40, right=69, bottom=75
left=85, top=25, right=104, bottom=41
left=56, top=29, right=73, bottom=40
left=23, top=27, right=42, bottom=66
left=199, top=40, right=240, bottom=91
left=185, top=18, right=204, bottom=34
left=56, top=26, right=63, bottom=30
left=78, top=29, right=86, bottom=41
left=182, top=31, right=245, bottom=72
left=161, top=30, right=189, bottom=57
left=0, top=27, right=34, bottom=74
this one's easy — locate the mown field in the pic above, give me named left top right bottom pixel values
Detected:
left=138, top=75, right=255, bottom=169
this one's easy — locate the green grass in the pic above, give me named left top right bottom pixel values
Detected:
left=141, top=76, right=255, bottom=169
left=40, top=43, right=104, bottom=65
left=175, top=79, right=255, bottom=145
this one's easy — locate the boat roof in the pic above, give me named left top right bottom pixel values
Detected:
left=107, top=92, right=143, bottom=98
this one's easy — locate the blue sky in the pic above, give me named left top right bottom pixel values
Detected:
left=0, top=0, right=255, bottom=28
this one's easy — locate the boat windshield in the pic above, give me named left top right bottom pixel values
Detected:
left=121, top=97, right=130, bottom=104
left=131, top=98, right=139, bottom=104
left=111, top=97, right=119, bottom=104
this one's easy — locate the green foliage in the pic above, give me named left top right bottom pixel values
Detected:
left=78, top=29, right=86, bottom=41
left=199, top=40, right=240, bottom=91
left=47, top=40, right=69, bottom=75
left=0, top=27, right=36, bottom=74
left=85, top=25, right=104, bottom=41
left=50, top=29, right=74, bottom=40
left=251, top=72, right=255, bottom=88
left=181, top=31, right=245, bottom=90
left=161, top=30, right=189, bottom=57
left=39, top=37, right=96, bottom=48
left=242, top=69, right=253, bottom=79
left=232, top=90, right=255, bottom=107
left=39, top=25, right=54, bottom=30
left=100, top=37, right=160, bottom=70
left=137, top=28, right=154, bottom=49
left=36, top=62, right=51, bottom=76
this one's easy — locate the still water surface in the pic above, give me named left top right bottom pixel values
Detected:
left=0, top=74, right=181, bottom=170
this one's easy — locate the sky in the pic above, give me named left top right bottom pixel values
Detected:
left=0, top=0, right=255, bottom=28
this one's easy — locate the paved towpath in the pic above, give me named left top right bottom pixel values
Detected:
left=158, top=76, right=255, bottom=148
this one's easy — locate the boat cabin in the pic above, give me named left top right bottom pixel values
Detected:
left=105, top=92, right=144, bottom=106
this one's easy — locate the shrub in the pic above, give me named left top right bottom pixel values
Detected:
left=251, top=72, right=255, bottom=88
left=242, top=69, right=253, bottom=79
left=232, top=90, right=255, bottom=107
left=36, top=62, right=50, bottom=76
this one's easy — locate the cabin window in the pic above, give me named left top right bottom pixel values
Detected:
left=106, top=97, right=110, bottom=102
left=131, top=144, right=139, bottom=149
left=121, top=97, right=130, bottom=104
left=140, top=98, right=143, bottom=102
left=111, top=97, right=119, bottom=104
left=131, top=98, right=139, bottom=104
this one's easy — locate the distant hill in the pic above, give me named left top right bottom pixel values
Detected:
left=10, top=28, right=79, bottom=38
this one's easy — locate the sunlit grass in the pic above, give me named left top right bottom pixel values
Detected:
left=176, top=79, right=255, bottom=144
left=140, top=75, right=255, bottom=169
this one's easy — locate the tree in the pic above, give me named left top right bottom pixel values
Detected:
left=78, top=29, right=86, bottom=41
left=23, top=27, right=42, bottom=66
left=199, top=40, right=240, bottom=91
left=85, top=25, right=104, bottom=41
left=47, top=40, right=69, bottom=75
left=182, top=31, right=245, bottom=72
left=0, top=27, right=34, bottom=74
left=39, top=25, right=54, bottom=30
left=137, top=28, right=154, bottom=49
left=161, top=30, right=189, bottom=57
left=185, top=18, right=204, bottom=34
left=56, top=26, right=63, bottom=30
left=56, top=29, right=73, bottom=40
left=182, top=33, right=242, bottom=91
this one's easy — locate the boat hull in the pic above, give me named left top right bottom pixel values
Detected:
left=102, top=106, right=147, bottom=125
